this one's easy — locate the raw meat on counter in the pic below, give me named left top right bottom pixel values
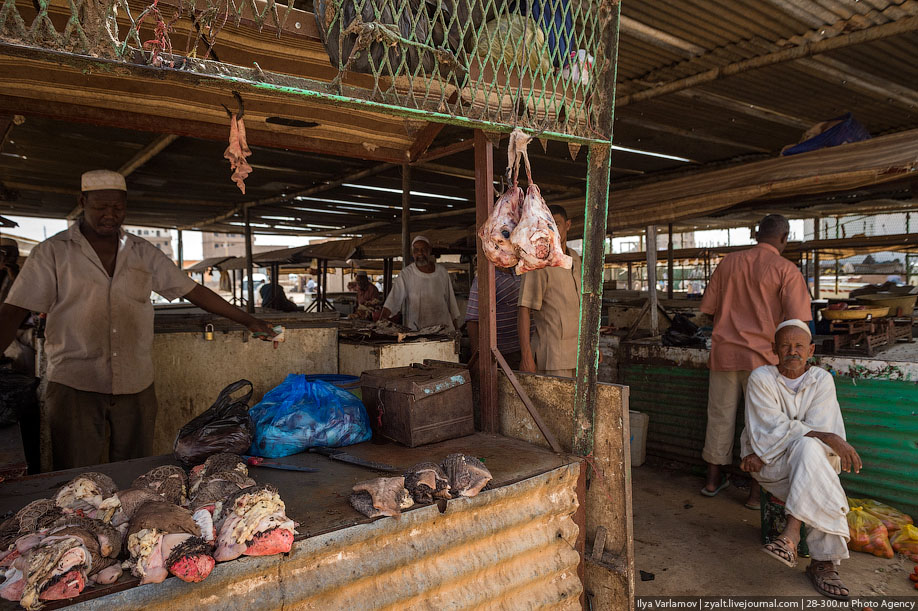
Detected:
left=132, top=465, right=188, bottom=506
left=212, top=484, right=296, bottom=562
left=0, top=534, right=91, bottom=610
left=55, top=472, right=119, bottom=519
left=403, top=462, right=451, bottom=504
left=350, top=477, right=414, bottom=518
left=123, top=501, right=214, bottom=584
left=441, top=454, right=492, bottom=497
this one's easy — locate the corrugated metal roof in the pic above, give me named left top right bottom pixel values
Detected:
left=69, top=463, right=583, bottom=610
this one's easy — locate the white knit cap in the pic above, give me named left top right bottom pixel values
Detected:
left=411, top=235, right=431, bottom=247
left=81, top=170, right=126, bottom=192
left=776, top=319, right=811, bottom=338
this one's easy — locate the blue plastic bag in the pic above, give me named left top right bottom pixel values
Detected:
left=248, top=374, right=371, bottom=458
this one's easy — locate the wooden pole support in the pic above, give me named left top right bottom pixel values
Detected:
left=492, top=348, right=563, bottom=453
left=474, top=130, right=498, bottom=433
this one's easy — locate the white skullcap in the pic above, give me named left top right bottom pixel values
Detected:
left=411, top=235, right=431, bottom=247
left=776, top=319, right=811, bottom=338
left=81, top=170, right=126, bottom=192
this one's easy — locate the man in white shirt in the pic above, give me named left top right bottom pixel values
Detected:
left=0, top=170, right=275, bottom=469
left=741, top=319, right=861, bottom=600
left=379, top=235, right=460, bottom=331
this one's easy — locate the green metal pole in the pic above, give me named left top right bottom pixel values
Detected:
left=572, top=0, right=621, bottom=457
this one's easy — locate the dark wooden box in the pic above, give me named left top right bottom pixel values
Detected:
left=359, top=365, right=474, bottom=447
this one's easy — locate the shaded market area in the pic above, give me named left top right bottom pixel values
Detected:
left=1, top=0, right=918, bottom=608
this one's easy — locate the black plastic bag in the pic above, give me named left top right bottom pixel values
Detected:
left=662, top=314, right=707, bottom=348
left=173, top=379, right=254, bottom=467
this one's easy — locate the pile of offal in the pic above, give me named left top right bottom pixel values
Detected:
left=0, top=454, right=295, bottom=610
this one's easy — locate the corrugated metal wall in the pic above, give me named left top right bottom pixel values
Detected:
left=623, top=359, right=918, bottom=519
left=71, top=463, right=583, bottom=610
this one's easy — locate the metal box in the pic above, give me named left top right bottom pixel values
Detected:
left=359, top=365, right=474, bottom=447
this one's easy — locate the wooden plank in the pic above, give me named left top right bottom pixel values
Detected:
left=401, top=164, right=411, bottom=265
left=0, top=94, right=406, bottom=164
left=493, top=348, right=563, bottom=453
left=475, top=129, right=498, bottom=434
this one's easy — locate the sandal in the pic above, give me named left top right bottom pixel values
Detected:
left=762, top=535, right=798, bottom=568
left=700, top=476, right=729, bottom=497
left=806, top=562, right=850, bottom=600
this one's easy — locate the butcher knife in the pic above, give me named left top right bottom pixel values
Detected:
left=242, top=456, right=319, bottom=473
left=308, top=447, right=402, bottom=473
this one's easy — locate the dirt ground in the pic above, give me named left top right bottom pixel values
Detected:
left=632, top=463, right=917, bottom=597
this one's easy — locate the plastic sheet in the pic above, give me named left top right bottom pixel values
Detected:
left=173, top=380, right=255, bottom=466
left=249, top=375, right=371, bottom=459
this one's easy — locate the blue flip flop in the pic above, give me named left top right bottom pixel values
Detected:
left=700, top=476, right=729, bottom=497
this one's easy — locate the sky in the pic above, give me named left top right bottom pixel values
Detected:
left=3, top=215, right=806, bottom=260
left=1, top=215, right=311, bottom=260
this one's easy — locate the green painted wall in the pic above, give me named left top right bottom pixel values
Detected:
left=623, top=364, right=918, bottom=519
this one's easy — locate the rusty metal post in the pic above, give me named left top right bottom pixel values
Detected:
left=573, top=0, right=621, bottom=457
left=627, top=261, right=633, bottom=290
left=475, top=129, right=498, bottom=433
left=402, top=165, right=412, bottom=266
left=244, top=209, right=255, bottom=313
left=177, top=229, right=184, bottom=269
left=813, top=218, right=821, bottom=299
left=646, top=225, right=659, bottom=335
left=667, top=223, right=674, bottom=299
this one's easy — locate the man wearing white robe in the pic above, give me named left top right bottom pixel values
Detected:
left=740, top=319, right=862, bottom=599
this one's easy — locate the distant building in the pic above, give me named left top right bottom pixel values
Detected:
left=124, top=226, right=173, bottom=258
left=202, top=232, right=247, bottom=258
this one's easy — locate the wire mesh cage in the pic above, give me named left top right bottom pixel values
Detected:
left=0, top=0, right=615, bottom=142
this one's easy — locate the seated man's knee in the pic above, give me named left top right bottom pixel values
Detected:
left=789, top=436, right=827, bottom=462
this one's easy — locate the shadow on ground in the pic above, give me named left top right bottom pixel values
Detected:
left=632, top=464, right=916, bottom=597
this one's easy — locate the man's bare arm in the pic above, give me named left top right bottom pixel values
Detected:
left=0, top=303, right=30, bottom=355
left=184, top=285, right=275, bottom=338
left=518, top=306, right=536, bottom=373
left=805, top=430, right=862, bottom=474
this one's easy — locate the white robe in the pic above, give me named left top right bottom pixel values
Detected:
left=382, top=263, right=460, bottom=331
left=741, top=366, right=850, bottom=543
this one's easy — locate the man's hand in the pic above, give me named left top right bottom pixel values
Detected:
left=741, top=454, right=764, bottom=473
left=808, top=431, right=862, bottom=474
left=247, top=318, right=277, bottom=340
left=519, top=352, right=537, bottom=373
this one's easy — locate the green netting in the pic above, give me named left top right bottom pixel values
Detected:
left=0, top=0, right=612, bottom=141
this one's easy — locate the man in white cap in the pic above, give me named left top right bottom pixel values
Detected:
left=741, top=319, right=860, bottom=600
left=700, top=213, right=812, bottom=507
left=0, top=169, right=276, bottom=470
left=379, top=235, right=459, bottom=331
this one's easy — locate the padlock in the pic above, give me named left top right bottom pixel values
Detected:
left=204, top=324, right=214, bottom=341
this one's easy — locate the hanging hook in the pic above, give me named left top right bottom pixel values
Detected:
left=221, top=90, right=245, bottom=119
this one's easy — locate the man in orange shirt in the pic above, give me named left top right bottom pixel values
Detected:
left=699, top=214, right=812, bottom=508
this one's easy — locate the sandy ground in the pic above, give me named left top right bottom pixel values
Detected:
left=632, top=463, right=917, bottom=597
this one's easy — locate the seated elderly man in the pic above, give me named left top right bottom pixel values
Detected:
left=740, top=319, right=861, bottom=600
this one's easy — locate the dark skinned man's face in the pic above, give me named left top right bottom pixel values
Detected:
left=412, top=241, right=433, bottom=267
left=773, top=326, right=814, bottom=377
left=356, top=276, right=370, bottom=289
left=81, top=189, right=127, bottom=237
left=552, top=214, right=571, bottom=246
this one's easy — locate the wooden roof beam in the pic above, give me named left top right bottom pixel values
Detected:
left=617, top=15, right=918, bottom=108
left=793, top=56, right=918, bottom=112
left=615, top=114, right=770, bottom=153
left=619, top=15, right=705, bottom=59
left=671, top=90, right=813, bottom=129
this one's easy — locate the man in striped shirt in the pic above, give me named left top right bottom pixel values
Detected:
left=466, top=267, right=525, bottom=370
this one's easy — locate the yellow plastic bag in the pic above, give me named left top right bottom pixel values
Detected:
left=890, top=523, right=918, bottom=562
left=848, top=497, right=914, bottom=533
left=476, top=15, right=552, bottom=75
left=846, top=505, right=894, bottom=558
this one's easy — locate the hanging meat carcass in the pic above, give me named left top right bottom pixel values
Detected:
left=507, top=130, right=572, bottom=273
left=477, top=131, right=528, bottom=268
